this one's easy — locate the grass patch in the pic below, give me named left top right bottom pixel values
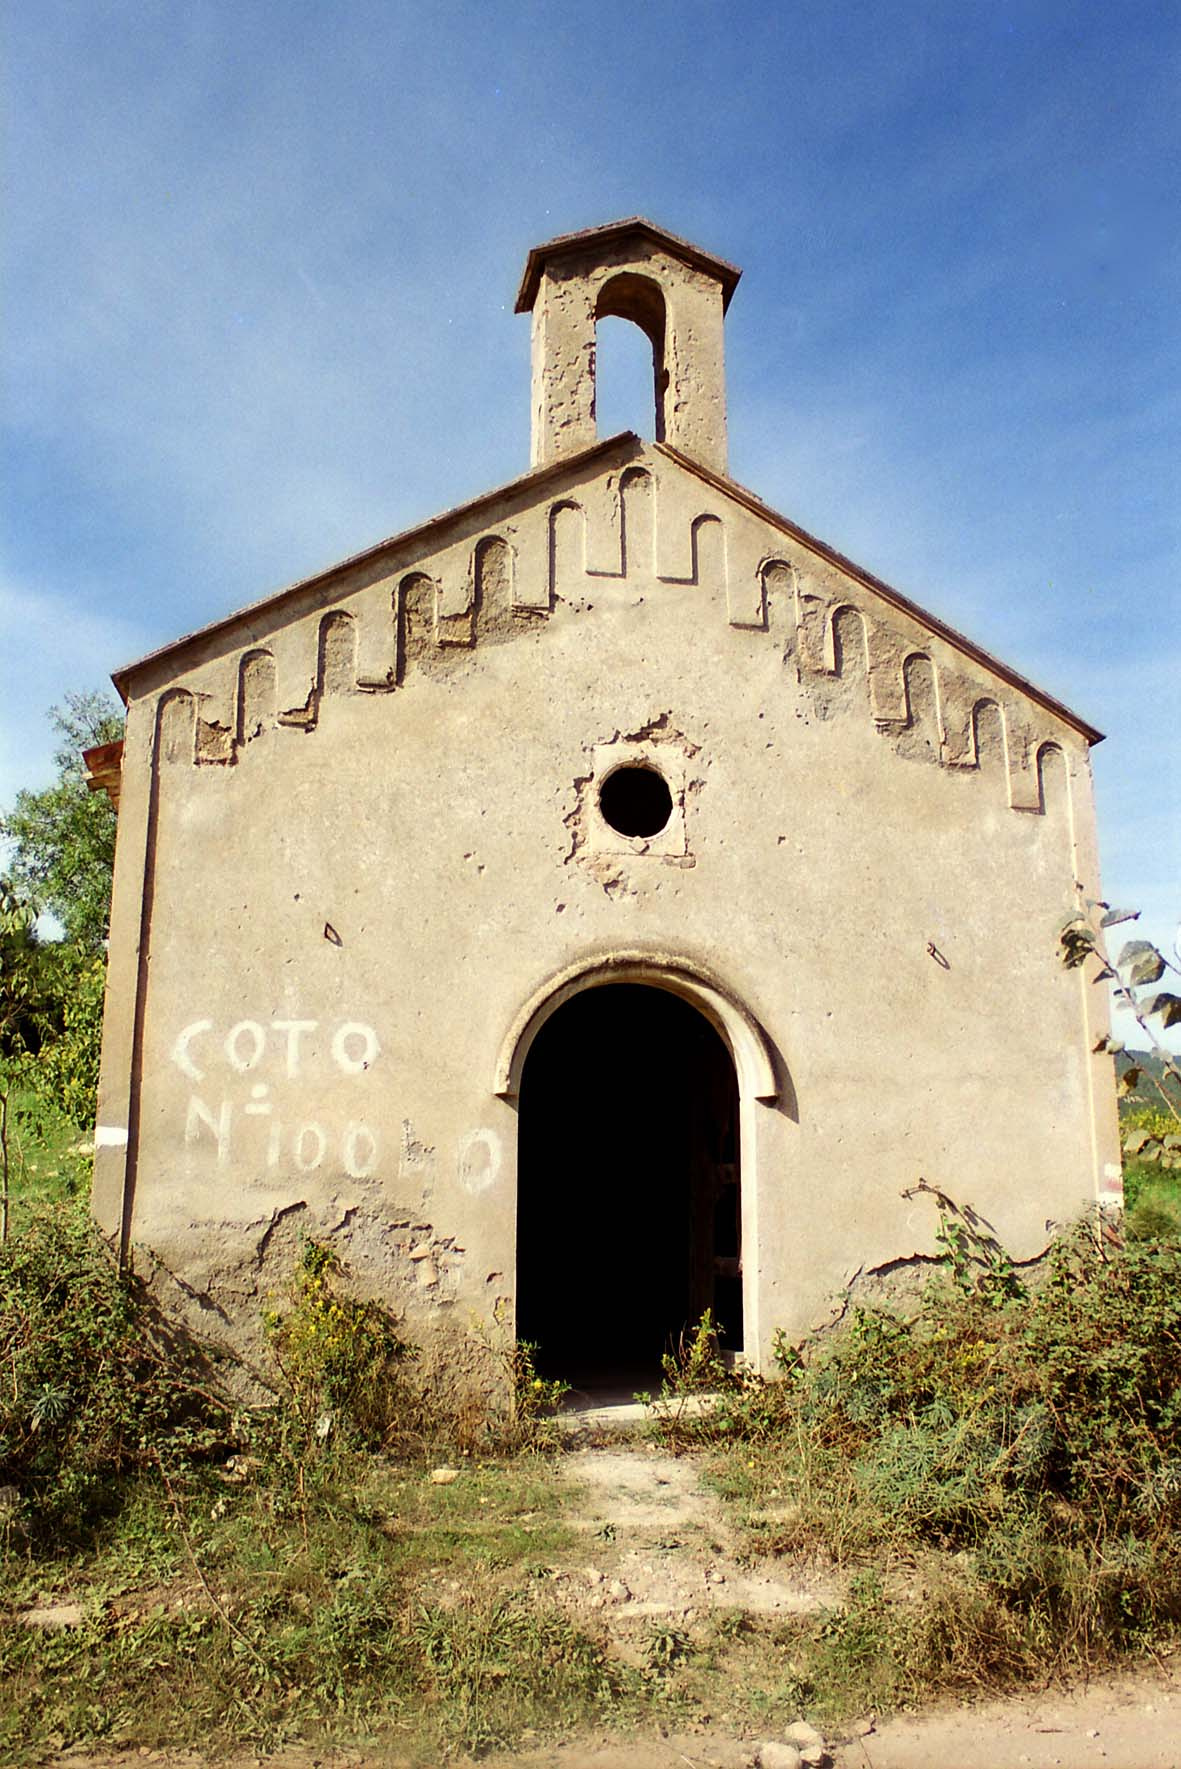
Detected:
left=1124, top=1158, right=1181, bottom=1240
left=0, top=1452, right=625, bottom=1764
left=1, top=1082, right=91, bottom=1226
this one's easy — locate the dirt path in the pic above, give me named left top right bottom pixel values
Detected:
left=489, top=1446, right=1181, bottom=1769
left=50, top=1664, right=1181, bottom=1769
left=546, top=1446, right=837, bottom=1643
left=487, top=1662, right=1181, bottom=1766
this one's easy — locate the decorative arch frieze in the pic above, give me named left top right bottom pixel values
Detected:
left=143, top=458, right=1082, bottom=819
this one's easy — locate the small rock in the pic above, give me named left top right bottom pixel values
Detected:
left=23, top=1603, right=84, bottom=1631
left=706, top=1568, right=727, bottom=1584
left=607, top=1579, right=630, bottom=1600
left=585, top=1567, right=604, bottom=1585
left=800, top=1751, right=827, bottom=1769
left=757, top=1746, right=802, bottom=1769
left=429, top=1467, right=459, bottom=1484
left=784, top=1723, right=825, bottom=1751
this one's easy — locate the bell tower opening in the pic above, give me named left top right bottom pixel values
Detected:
left=515, top=982, right=742, bottom=1395
left=594, top=315, right=661, bottom=442
left=594, top=270, right=667, bottom=442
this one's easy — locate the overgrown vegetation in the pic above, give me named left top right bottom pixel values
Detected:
left=0, top=1199, right=624, bottom=1762
left=5, top=1175, right=1181, bottom=1758
left=0, top=1203, right=234, bottom=1549
left=651, top=1189, right=1181, bottom=1722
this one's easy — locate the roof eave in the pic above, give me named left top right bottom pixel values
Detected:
left=110, top=433, right=646, bottom=699
left=655, top=443, right=1105, bottom=747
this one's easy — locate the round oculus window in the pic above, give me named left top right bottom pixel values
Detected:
left=598, top=763, right=673, bottom=838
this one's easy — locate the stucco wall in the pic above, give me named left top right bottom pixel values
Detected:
left=92, top=441, right=1120, bottom=1376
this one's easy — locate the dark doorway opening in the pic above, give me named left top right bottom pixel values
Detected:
left=516, top=983, right=741, bottom=1394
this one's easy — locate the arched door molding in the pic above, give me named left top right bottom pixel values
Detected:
left=494, top=948, right=778, bottom=1104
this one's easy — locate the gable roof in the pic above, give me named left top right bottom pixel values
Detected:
left=110, top=433, right=637, bottom=699
left=111, top=434, right=1102, bottom=745
left=659, top=443, right=1103, bottom=745
left=515, top=218, right=743, bottom=314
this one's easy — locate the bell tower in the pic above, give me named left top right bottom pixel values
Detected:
left=515, top=217, right=741, bottom=476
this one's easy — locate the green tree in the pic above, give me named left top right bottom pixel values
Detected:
left=0, top=879, right=49, bottom=1239
left=0, top=692, right=123, bottom=951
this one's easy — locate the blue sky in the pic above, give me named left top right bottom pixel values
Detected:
left=2, top=0, right=1178, bottom=1040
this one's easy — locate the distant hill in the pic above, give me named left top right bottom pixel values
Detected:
left=1116, top=1048, right=1180, bottom=1113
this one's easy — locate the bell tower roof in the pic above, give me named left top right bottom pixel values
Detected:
left=515, top=216, right=742, bottom=315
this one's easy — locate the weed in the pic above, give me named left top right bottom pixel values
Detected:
left=643, top=1620, right=691, bottom=1673
left=263, top=1236, right=419, bottom=1457
left=411, top=1587, right=620, bottom=1754
left=508, top=1338, right=570, bottom=1422
left=661, top=1310, right=732, bottom=1394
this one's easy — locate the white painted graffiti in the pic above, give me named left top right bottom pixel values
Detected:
left=457, top=1127, right=502, bottom=1196
left=174, top=1014, right=383, bottom=1180
left=184, top=1088, right=380, bottom=1180
left=171, top=1017, right=380, bottom=1082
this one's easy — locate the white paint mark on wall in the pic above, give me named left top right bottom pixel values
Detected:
left=458, top=1128, right=501, bottom=1196
left=343, top=1123, right=379, bottom=1179
left=294, top=1123, right=328, bottom=1171
left=225, top=1020, right=267, bottom=1072
left=182, top=1099, right=379, bottom=1177
left=399, top=1118, right=435, bottom=1180
left=186, top=1096, right=232, bottom=1163
left=96, top=1125, right=130, bottom=1148
left=172, top=1019, right=213, bottom=1081
left=332, top=1022, right=381, bottom=1074
left=273, top=1019, right=318, bottom=1077
left=169, top=1017, right=381, bottom=1080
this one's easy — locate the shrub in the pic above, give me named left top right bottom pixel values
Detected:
left=28, top=944, right=107, bottom=1126
left=654, top=1205, right=1181, bottom=1675
left=0, top=1203, right=232, bottom=1544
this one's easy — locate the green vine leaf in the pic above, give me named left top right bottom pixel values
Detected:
left=1117, top=941, right=1166, bottom=989
left=1142, top=992, right=1181, bottom=1029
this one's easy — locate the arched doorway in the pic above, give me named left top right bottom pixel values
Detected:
left=515, top=983, right=741, bottom=1390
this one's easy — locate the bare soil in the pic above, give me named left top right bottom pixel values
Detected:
left=546, top=1446, right=837, bottom=1652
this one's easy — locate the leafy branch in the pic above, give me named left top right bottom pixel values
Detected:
left=1059, top=901, right=1181, bottom=1166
